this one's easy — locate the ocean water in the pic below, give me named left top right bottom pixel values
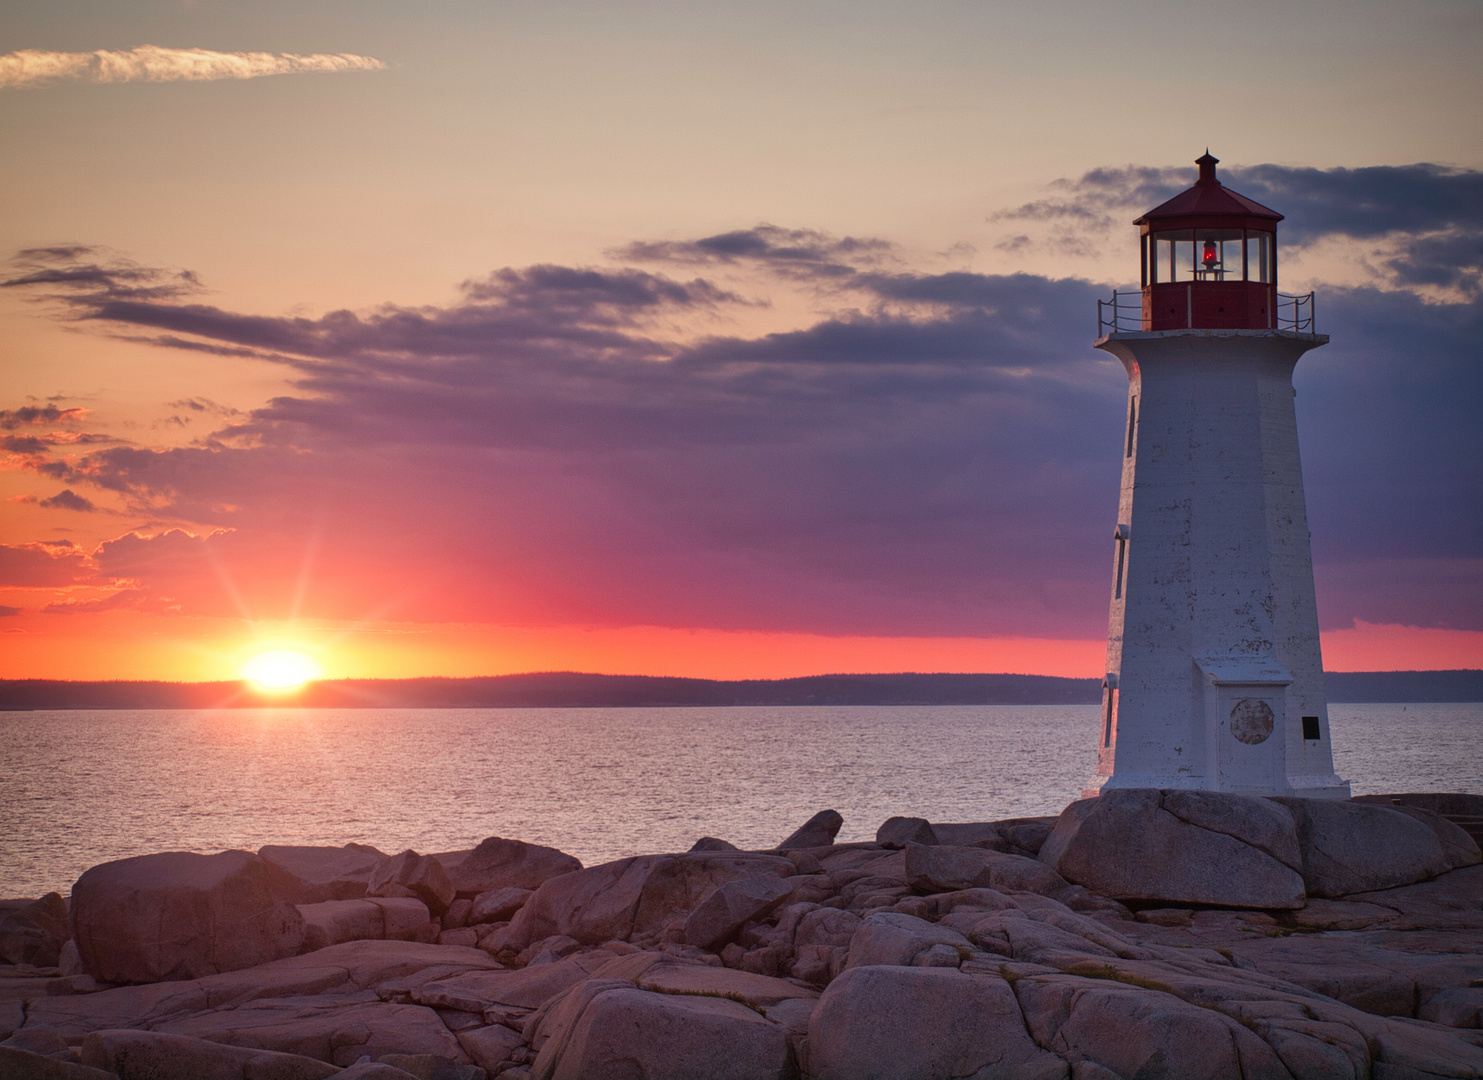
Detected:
left=1, top=703, right=1479, bottom=898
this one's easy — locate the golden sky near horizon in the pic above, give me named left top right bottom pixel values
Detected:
left=3, top=0, right=1481, bottom=680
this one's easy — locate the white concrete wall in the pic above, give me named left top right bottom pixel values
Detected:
left=1084, top=329, right=1348, bottom=799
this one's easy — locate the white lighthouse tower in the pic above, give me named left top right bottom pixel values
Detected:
left=1085, top=152, right=1348, bottom=800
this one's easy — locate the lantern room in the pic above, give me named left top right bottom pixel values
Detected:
left=1137, top=152, right=1281, bottom=331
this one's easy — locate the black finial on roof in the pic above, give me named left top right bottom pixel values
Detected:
left=1196, top=150, right=1220, bottom=185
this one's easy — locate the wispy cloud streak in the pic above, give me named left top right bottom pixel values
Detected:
left=0, top=46, right=385, bottom=90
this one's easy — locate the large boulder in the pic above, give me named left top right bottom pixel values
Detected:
left=684, top=875, right=795, bottom=951
left=777, top=810, right=843, bottom=850
left=1015, top=972, right=1287, bottom=1080
left=808, top=966, right=1068, bottom=1080
left=258, top=844, right=388, bottom=902
left=80, top=1029, right=339, bottom=1080
left=844, top=912, right=973, bottom=969
left=875, top=817, right=938, bottom=847
left=1037, top=789, right=1306, bottom=909
left=0, top=894, right=70, bottom=966
left=1387, top=806, right=1483, bottom=869
left=70, top=851, right=308, bottom=984
left=493, top=852, right=794, bottom=952
left=1270, top=797, right=1452, bottom=897
left=905, top=844, right=1072, bottom=898
left=468, top=887, right=533, bottom=925
left=443, top=837, right=582, bottom=897
left=529, top=980, right=790, bottom=1080
left=369, top=851, right=456, bottom=917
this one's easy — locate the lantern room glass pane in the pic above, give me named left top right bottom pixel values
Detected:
left=1195, top=229, right=1243, bottom=281
left=1152, top=232, right=1194, bottom=283
left=1246, top=233, right=1272, bottom=283
left=1151, top=235, right=1171, bottom=283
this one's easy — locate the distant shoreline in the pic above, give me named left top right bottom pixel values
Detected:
left=1, top=669, right=1480, bottom=709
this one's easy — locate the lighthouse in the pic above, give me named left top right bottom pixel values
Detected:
left=1085, top=152, right=1349, bottom=800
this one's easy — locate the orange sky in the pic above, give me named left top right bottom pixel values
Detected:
left=2, top=2, right=1480, bottom=682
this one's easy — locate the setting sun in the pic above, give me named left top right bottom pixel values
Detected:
left=241, top=649, right=323, bottom=689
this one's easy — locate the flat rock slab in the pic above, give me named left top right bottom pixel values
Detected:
left=1038, top=789, right=1306, bottom=909
left=415, top=954, right=607, bottom=1013
left=24, top=940, right=498, bottom=1041
left=155, top=994, right=466, bottom=1067
left=1223, top=927, right=1483, bottom=1018
left=633, top=961, right=818, bottom=1009
left=0, top=1045, right=118, bottom=1079
left=81, top=1028, right=340, bottom=1080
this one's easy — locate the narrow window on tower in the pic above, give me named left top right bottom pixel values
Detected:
left=1114, top=536, right=1127, bottom=599
left=1125, top=396, right=1138, bottom=458
left=1302, top=716, right=1321, bottom=741
left=1102, top=685, right=1119, bottom=747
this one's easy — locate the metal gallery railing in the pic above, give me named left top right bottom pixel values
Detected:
left=1096, top=291, right=1142, bottom=335
left=1276, top=292, right=1315, bottom=332
left=1097, top=289, right=1318, bottom=334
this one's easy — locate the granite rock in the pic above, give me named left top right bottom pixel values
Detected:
left=258, top=845, right=389, bottom=903
left=684, top=875, right=796, bottom=951
left=1271, top=797, right=1452, bottom=897
left=0, top=1046, right=118, bottom=1080
left=80, top=1028, right=340, bottom=1080
left=468, top=888, right=532, bottom=925
left=809, top=965, right=1068, bottom=1080
left=444, top=838, right=582, bottom=898
left=777, top=810, right=844, bottom=851
left=845, top=912, right=974, bottom=969
left=533, top=981, right=788, bottom=1080
left=875, top=817, right=938, bottom=848
left=494, top=852, right=793, bottom=952
left=71, top=851, right=308, bottom=984
left=0, top=894, right=69, bottom=967
left=1038, top=790, right=1306, bottom=909
left=369, top=852, right=457, bottom=917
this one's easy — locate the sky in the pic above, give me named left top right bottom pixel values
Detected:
left=1, top=0, right=1480, bottom=682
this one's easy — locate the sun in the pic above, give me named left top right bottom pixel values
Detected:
left=241, top=649, right=323, bottom=689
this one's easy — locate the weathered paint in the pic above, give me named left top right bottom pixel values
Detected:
left=1084, top=328, right=1348, bottom=799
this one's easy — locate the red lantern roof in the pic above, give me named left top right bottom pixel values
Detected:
left=1134, top=152, right=1282, bottom=233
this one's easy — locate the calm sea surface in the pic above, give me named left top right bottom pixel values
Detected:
left=2, top=703, right=1479, bottom=897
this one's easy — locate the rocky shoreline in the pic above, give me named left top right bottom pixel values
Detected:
left=2, top=791, right=1481, bottom=1079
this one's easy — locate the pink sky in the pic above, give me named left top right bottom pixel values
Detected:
left=2, top=2, right=1479, bottom=681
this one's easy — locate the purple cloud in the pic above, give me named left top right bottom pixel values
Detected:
left=2, top=202, right=1479, bottom=637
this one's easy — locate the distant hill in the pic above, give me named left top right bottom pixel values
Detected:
left=0, top=669, right=1478, bottom=709
left=1325, top=669, right=1483, bottom=703
left=0, top=672, right=1100, bottom=709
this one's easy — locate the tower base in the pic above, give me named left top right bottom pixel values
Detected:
left=1080, top=771, right=1350, bottom=801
